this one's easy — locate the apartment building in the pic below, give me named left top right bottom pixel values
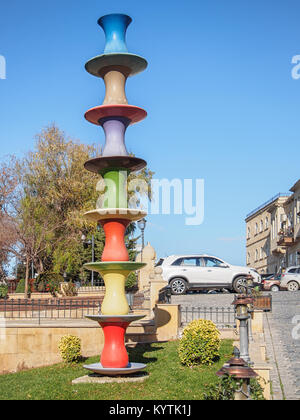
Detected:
left=245, top=179, right=300, bottom=274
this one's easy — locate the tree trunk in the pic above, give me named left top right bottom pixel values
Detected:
left=24, top=257, right=30, bottom=298
left=36, top=257, right=44, bottom=275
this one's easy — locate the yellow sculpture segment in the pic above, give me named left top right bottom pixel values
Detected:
left=101, top=271, right=130, bottom=315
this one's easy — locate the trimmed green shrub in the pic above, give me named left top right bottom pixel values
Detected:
left=0, top=285, right=8, bottom=299
left=125, top=272, right=138, bottom=291
left=16, top=279, right=26, bottom=293
left=178, top=319, right=220, bottom=367
left=58, top=335, right=82, bottom=364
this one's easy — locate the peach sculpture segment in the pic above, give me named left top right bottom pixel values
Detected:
left=82, top=13, right=148, bottom=376
left=103, top=69, right=129, bottom=105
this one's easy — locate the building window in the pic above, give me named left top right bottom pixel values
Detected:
left=255, top=249, right=258, bottom=261
left=265, top=216, right=269, bottom=229
left=247, top=252, right=250, bottom=265
left=247, top=227, right=251, bottom=239
left=260, top=220, right=263, bottom=232
left=255, top=223, right=258, bottom=235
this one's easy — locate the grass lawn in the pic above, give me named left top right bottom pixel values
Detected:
left=0, top=340, right=233, bottom=400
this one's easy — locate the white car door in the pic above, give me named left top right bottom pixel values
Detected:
left=172, top=257, right=207, bottom=285
left=200, top=257, right=232, bottom=287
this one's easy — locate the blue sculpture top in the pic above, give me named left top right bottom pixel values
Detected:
left=98, top=14, right=132, bottom=54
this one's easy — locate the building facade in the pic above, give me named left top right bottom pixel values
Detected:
left=246, top=179, right=300, bottom=274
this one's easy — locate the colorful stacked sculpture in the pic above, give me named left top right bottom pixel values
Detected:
left=83, top=14, right=148, bottom=375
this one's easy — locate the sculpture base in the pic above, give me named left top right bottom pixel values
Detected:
left=83, top=362, right=147, bottom=376
left=72, top=371, right=148, bottom=384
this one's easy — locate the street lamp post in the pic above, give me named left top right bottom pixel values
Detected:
left=232, top=295, right=253, bottom=364
left=137, top=218, right=147, bottom=261
left=216, top=348, right=258, bottom=400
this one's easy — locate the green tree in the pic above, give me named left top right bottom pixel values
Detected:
left=2, top=124, right=154, bottom=290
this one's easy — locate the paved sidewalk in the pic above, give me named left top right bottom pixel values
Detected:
left=264, top=292, right=300, bottom=400
left=171, top=292, right=234, bottom=308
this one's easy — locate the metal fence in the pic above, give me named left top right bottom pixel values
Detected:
left=77, top=285, right=105, bottom=293
left=0, top=299, right=101, bottom=324
left=180, top=306, right=236, bottom=329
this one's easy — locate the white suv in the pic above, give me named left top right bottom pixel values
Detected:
left=280, top=266, right=300, bottom=291
left=157, top=255, right=261, bottom=295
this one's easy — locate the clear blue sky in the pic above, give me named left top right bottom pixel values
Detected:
left=1, top=0, right=300, bottom=266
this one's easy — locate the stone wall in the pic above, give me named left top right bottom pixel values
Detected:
left=0, top=325, right=104, bottom=374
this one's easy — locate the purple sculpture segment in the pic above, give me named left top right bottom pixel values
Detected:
left=102, top=118, right=129, bottom=157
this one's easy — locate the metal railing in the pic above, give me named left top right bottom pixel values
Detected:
left=180, top=306, right=236, bottom=329
left=77, top=285, right=105, bottom=293
left=0, top=298, right=101, bottom=324
left=278, top=226, right=294, bottom=242
left=158, top=286, right=172, bottom=304
left=246, top=192, right=291, bottom=220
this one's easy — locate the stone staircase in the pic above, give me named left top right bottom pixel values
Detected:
left=125, top=319, right=157, bottom=345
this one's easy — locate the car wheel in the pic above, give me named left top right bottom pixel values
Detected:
left=169, top=278, right=187, bottom=295
left=287, top=281, right=299, bottom=292
left=232, top=276, right=247, bottom=293
left=270, top=285, right=280, bottom=292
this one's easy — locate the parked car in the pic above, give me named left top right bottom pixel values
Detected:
left=262, top=274, right=286, bottom=292
left=280, top=266, right=300, bottom=291
left=157, top=255, right=261, bottom=295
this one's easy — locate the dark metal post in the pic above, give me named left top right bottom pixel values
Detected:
left=232, top=295, right=253, bottom=364
left=91, top=234, right=95, bottom=287
left=137, top=218, right=147, bottom=262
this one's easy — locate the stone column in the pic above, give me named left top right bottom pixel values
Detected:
left=135, top=242, right=156, bottom=291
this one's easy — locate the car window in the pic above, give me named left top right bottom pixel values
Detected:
left=203, top=257, right=224, bottom=268
left=155, top=259, right=164, bottom=267
left=287, top=268, right=297, bottom=273
left=181, top=258, right=200, bottom=266
left=172, top=258, right=200, bottom=266
left=172, top=258, right=183, bottom=266
left=297, top=268, right=300, bottom=274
